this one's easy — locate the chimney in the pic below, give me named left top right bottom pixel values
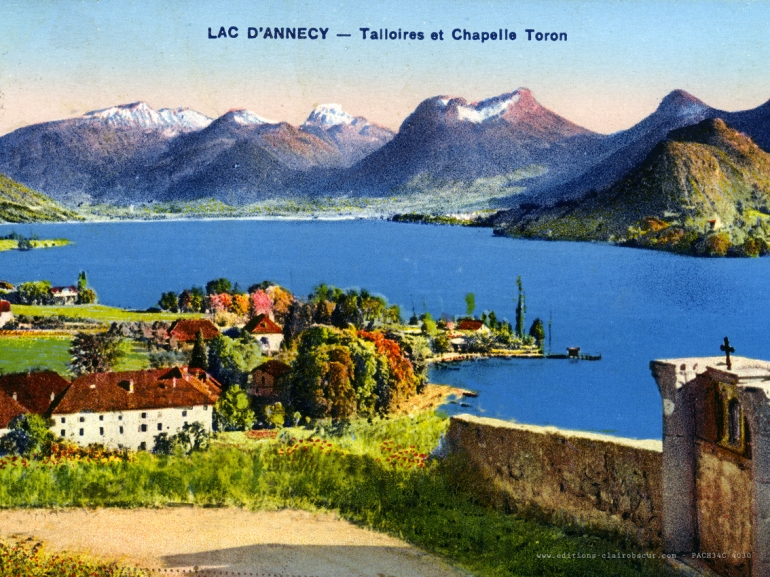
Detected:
left=129, top=379, right=134, bottom=394
left=172, top=377, right=176, bottom=388
left=50, top=391, right=55, bottom=402
left=12, top=392, right=17, bottom=401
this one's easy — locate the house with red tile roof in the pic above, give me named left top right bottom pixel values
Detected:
left=243, top=314, right=284, bottom=355
left=0, top=371, right=71, bottom=415
left=0, top=300, right=12, bottom=327
left=50, top=367, right=221, bottom=451
left=168, top=318, right=220, bottom=346
left=250, top=360, right=291, bottom=401
left=457, top=319, right=486, bottom=332
left=50, top=286, right=78, bottom=305
left=0, top=390, right=28, bottom=435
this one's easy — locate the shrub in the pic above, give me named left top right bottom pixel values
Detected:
left=705, top=232, right=731, bottom=256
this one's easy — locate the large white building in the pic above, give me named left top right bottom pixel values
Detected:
left=49, top=366, right=221, bottom=451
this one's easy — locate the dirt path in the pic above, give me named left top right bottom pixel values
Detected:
left=0, top=507, right=468, bottom=577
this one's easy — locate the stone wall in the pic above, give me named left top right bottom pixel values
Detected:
left=446, top=414, right=664, bottom=548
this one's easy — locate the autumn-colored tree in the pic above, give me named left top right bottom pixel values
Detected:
left=250, top=290, right=272, bottom=317
left=267, top=285, right=293, bottom=323
left=231, top=293, right=251, bottom=317
left=208, top=293, right=233, bottom=313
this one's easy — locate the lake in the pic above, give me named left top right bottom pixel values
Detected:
left=3, top=218, right=770, bottom=440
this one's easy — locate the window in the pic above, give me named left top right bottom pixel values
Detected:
left=139, top=442, right=146, bottom=451
left=118, top=415, right=123, bottom=421
left=99, top=415, right=104, bottom=421
left=140, top=424, right=147, bottom=432
left=157, top=423, right=163, bottom=431
left=61, top=417, right=66, bottom=424
left=99, top=427, right=104, bottom=435
left=182, top=410, right=187, bottom=417
left=141, top=412, right=147, bottom=419
left=184, top=421, right=188, bottom=426
left=119, top=426, right=124, bottom=434
left=203, top=406, right=208, bottom=411
left=60, top=429, right=65, bottom=436
left=79, top=428, right=84, bottom=436
left=728, top=400, right=741, bottom=444
left=79, top=416, right=85, bottom=422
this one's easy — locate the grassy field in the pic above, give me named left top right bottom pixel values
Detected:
left=0, top=335, right=71, bottom=374
left=0, top=335, right=151, bottom=375
left=11, top=304, right=201, bottom=322
left=0, top=414, right=679, bottom=577
left=0, top=238, right=70, bottom=251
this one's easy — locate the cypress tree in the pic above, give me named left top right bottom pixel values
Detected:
left=515, top=276, right=526, bottom=338
left=190, top=329, right=208, bottom=370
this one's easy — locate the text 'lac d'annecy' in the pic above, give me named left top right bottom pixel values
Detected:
left=207, top=26, right=568, bottom=43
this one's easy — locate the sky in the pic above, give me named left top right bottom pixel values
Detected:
left=0, top=0, right=769, bottom=136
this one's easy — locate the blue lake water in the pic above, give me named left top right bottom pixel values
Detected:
left=3, top=218, right=770, bottom=440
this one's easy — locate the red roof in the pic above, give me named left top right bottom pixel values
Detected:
left=457, top=319, right=484, bottom=331
left=169, top=319, right=220, bottom=342
left=253, top=360, right=291, bottom=378
left=0, top=390, right=27, bottom=429
left=51, top=367, right=220, bottom=415
left=0, top=301, right=10, bottom=313
left=0, top=371, right=71, bottom=415
left=244, top=314, right=283, bottom=335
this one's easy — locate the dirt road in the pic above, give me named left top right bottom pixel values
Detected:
left=0, top=507, right=467, bottom=577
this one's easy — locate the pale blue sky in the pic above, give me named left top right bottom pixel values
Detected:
left=1, top=0, right=768, bottom=135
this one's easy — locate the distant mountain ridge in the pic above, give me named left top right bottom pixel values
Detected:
left=0, top=173, right=78, bottom=222
left=495, top=118, right=770, bottom=256
left=0, top=90, right=769, bottom=213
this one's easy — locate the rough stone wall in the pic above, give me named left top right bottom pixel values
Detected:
left=695, top=442, right=752, bottom=577
left=446, top=414, right=664, bottom=548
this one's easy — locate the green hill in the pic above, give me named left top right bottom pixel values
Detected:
left=0, top=173, right=80, bottom=222
left=497, top=118, right=770, bottom=256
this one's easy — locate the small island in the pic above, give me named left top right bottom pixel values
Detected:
left=0, top=231, right=70, bottom=252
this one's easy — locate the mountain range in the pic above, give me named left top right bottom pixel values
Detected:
left=0, top=89, right=769, bottom=231
left=495, top=118, right=770, bottom=256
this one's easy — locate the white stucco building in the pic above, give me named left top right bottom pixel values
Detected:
left=50, top=366, right=221, bottom=451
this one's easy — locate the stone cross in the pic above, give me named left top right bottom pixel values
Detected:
left=720, top=336, right=735, bottom=371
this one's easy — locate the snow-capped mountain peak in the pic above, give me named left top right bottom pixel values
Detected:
left=85, top=102, right=163, bottom=129
left=157, top=107, right=212, bottom=130
left=457, top=92, right=522, bottom=123
left=223, top=109, right=275, bottom=126
left=84, top=102, right=211, bottom=132
left=303, top=104, right=356, bottom=129
left=434, top=89, right=533, bottom=124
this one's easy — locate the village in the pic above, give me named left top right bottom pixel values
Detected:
left=0, top=274, right=546, bottom=450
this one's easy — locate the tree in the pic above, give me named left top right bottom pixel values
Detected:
left=464, top=292, right=476, bottom=317
left=158, top=291, right=178, bottom=312
left=0, top=414, right=55, bottom=456
left=515, top=276, right=526, bottom=338
left=421, top=312, right=437, bottom=335
left=189, top=329, right=208, bottom=370
left=207, top=334, right=262, bottom=389
left=529, top=318, right=546, bottom=347
left=206, top=278, right=232, bottom=295
left=17, top=280, right=51, bottom=305
left=69, top=331, right=126, bottom=376
left=77, top=287, right=97, bottom=304
left=153, top=422, right=210, bottom=455
left=77, top=271, right=88, bottom=291
left=214, top=385, right=256, bottom=431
